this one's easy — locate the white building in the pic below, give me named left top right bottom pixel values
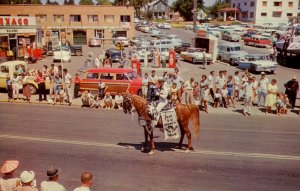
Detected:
left=231, top=0, right=300, bottom=25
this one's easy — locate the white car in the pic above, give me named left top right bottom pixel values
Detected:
left=53, top=46, right=71, bottom=62
left=238, top=54, right=278, bottom=74
left=115, top=37, right=129, bottom=47
left=180, top=48, right=212, bottom=64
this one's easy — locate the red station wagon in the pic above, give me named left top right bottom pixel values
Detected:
left=80, top=68, right=143, bottom=96
left=243, top=35, right=271, bottom=48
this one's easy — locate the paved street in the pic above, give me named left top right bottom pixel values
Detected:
left=1, top=103, right=300, bottom=191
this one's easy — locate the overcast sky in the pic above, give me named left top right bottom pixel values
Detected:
left=42, top=0, right=216, bottom=6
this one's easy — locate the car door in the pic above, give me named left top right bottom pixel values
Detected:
left=223, top=47, right=231, bottom=61
left=106, top=73, right=130, bottom=95
left=0, top=65, right=9, bottom=88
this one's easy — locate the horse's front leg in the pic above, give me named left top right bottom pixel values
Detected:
left=148, top=129, right=155, bottom=155
left=142, top=126, right=149, bottom=152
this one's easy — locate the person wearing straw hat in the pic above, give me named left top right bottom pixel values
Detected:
left=15, top=171, right=37, bottom=191
left=41, top=167, right=66, bottom=191
left=0, top=160, right=20, bottom=191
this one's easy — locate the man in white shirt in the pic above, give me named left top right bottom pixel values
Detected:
left=257, top=72, right=269, bottom=107
left=73, top=172, right=93, bottom=191
left=215, top=70, right=226, bottom=90
left=63, top=68, right=73, bottom=106
left=41, top=167, right=66, bottom=191
left=208, top=71, right=215, bottom=100
left=242, top=77, right=254, bottom=116
left=183, top=78, right=194, bottom=104
left=114, top=92, right=124, bottom=110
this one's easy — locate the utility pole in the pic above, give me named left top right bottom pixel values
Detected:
left=193, top=0, right=197, bottom=33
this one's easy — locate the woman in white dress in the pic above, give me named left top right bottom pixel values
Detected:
left=265, top=79, right=278, bottom=114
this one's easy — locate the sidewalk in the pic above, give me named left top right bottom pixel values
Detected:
left=1, top=92, right=299, bottom=117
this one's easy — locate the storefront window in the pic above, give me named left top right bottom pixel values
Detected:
left=36, top=14, right=47, bottom=22
left=1, top=65, right=9, bottom=73
left=0, top=36, right=9, bottom=58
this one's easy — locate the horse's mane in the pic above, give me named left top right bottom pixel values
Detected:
left=132, top=94, right=147, bottom=105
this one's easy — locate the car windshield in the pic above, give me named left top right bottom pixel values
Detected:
left=54, top=46, right=69, bottom=51
left=246, top=55, right=266, bottom=61
left=127, top=71, right=139, bottom=80
left=231, top=46, right=242, bottom=51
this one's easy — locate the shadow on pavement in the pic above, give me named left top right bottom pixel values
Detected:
left=117, top=142, right=188, bottom=153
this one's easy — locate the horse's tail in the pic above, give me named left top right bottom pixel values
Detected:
left=189, top=104, right=200, bottom=139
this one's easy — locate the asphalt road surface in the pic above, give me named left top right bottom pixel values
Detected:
left=1, top=103, right=300, bottom=191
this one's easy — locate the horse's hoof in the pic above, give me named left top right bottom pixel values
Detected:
left=148, top=150, right=155, bottom=155
left=189, top=147, right=194, bottom=151
left=141, top=147, right=145, bottom=152
left=185, top=149, right=190, bottom=154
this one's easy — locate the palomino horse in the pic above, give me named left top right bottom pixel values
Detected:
left=123, top=94, right=200, bottom=155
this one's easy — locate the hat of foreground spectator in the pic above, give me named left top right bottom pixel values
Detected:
left=261, top=72, right=265, bottom=75
left=47, top=167, right=60, bottom=177
left=20, top=171, right=35, bottom=183
left=292, top=76, right=296, bottom=80
left=1, top=160, right=19, bottom=174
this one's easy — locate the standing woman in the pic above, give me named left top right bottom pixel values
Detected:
left=22, top=73, right=31, bottom=103
left=227, top=75, right=235, bottom=108
left=265, top=79, right=278, bottom=114
left=199, top=75, right=209, bottom=108
left=12, top=73, right=21, bottom=101
left=36, top=71, right=47, bottom=102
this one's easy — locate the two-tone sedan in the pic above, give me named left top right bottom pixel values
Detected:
left=238, top=54, right=278, bottom=74
left=180, top=48, right=212, bottom=64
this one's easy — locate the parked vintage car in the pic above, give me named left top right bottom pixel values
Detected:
left=238, top=54, right=278, bottom=74
left=174, top=42, right=191, bottom=53
left=160, top=23, right=171, bottom=30
left=221, top=30, right=241, bottom=42
left=130, top=36, right=142, bottom=46
left=180, top=48, right=212, bottom=64
left=217, top=43, right=248, bottom=65
left=79, top=68, right=142, bottom=96
left=0, top=61, right=50, bottom=94
left=243, top=35, right=271, bottom=48
left=149, top=28, right=161, bottom=36
left=53, top=46, right=71, bottom=62
left=88, top=37, right=102, bottom=47
left=108, top=48, right=126, bottom=62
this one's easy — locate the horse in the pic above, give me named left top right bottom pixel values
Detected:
left=123, top=94, right=200, bottom=155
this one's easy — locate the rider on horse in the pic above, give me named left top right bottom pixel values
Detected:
left=150, top=77, right=170, bottom=127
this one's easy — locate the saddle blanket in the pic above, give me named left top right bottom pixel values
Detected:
left=161, top=108, right=181, bottom=141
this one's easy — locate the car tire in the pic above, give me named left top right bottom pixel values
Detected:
left=229, top=59, right=233, bottom=66
left=75, top=50, right=82, bottom=56
left=29, top=84, right=37, bottom=95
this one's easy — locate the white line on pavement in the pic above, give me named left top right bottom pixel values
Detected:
left=1, top=134, right=300, bottom=161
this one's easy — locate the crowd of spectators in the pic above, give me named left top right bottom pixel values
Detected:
left=0, top=160, right=93, bottom=191
left=141, top=68, right=299, bottom=116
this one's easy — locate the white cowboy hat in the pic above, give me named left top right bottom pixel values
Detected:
left=20, top=171, right=35, bottom=183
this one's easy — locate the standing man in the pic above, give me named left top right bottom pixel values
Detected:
left=284, top=76, right=299, bottom=109
left=73, top=172, right=93, bottom=191
left=63, top=69, right=72, bottom=106
left=257, top=72, right=269, bottom=107
left=98, top=79, right=105, bottom=100
left=242, top=77, right=254, bottom=116
left=36, top=70, right=47, bottom=102
left=0, top=160, right=20, bottom=191
left=208, top=71, right=215, bottom=101
left=73, top=73, right=81, bottom=98
left=183, top=77, right=194, bottom=104
left=40, top=167, right=66, bottom=191
left=215, top=71, right=227, bottom=90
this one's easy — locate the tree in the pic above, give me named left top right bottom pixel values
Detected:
left=207, top=1, right=230, bottom=18
left=96, top=0, right=111, bottom=5
left=79, top=0, right=94, bottom=5
left=31, top=0, right=42, bottom=4
left=144, top=10, right=153, bottom=20
left=172, top=0, right=193, bottom=21
left=46, top=0, right=59, bottom=4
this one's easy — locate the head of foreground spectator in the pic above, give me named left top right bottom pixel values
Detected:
left=80, top=172, right=93, bottom=187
